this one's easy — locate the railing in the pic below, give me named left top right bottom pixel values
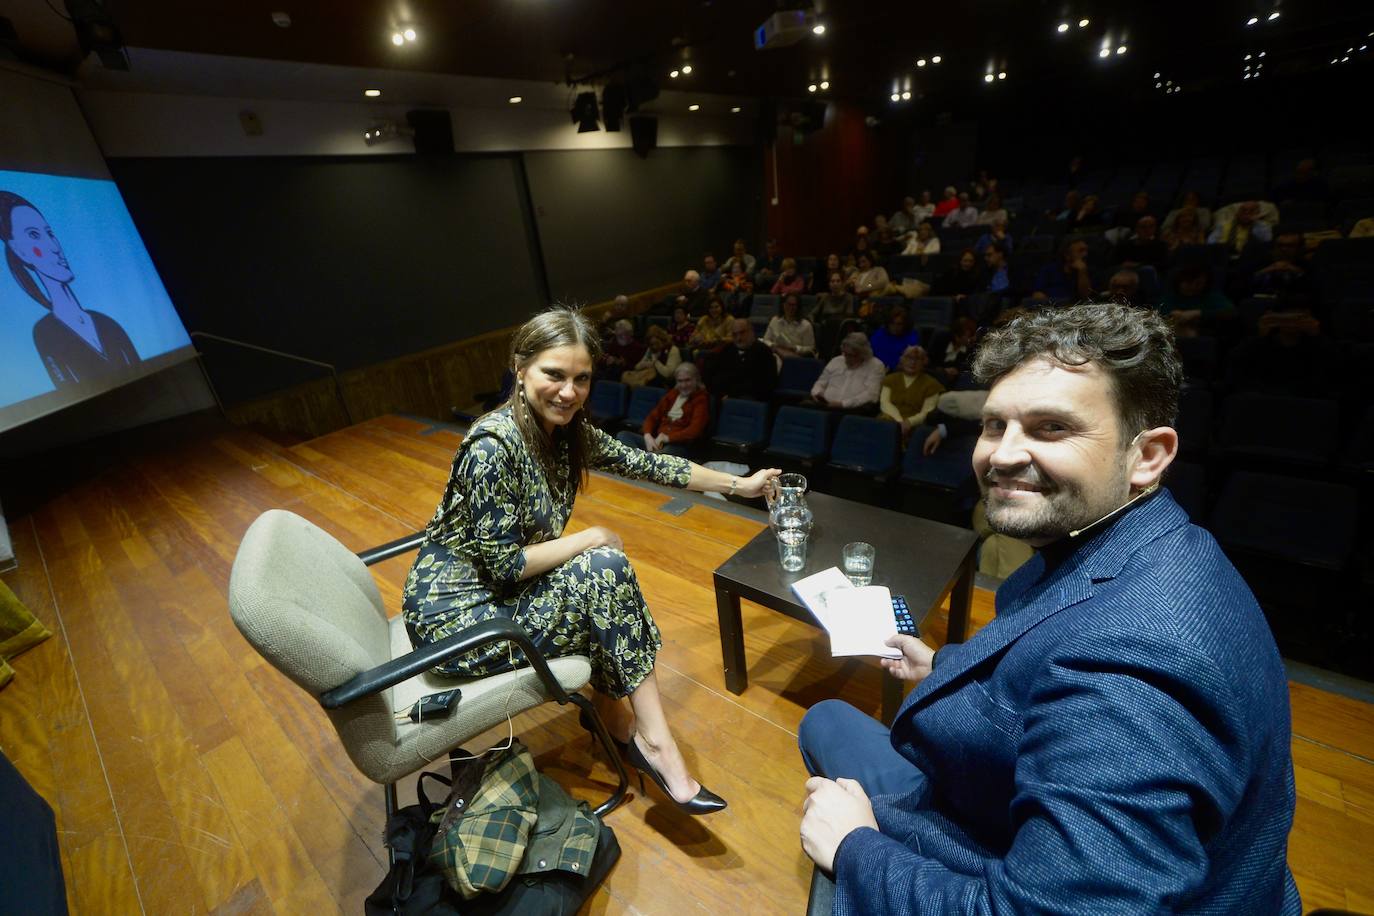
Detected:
left=189, top=332, right=354, bottom=426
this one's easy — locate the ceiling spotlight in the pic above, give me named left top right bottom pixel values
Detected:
left=1342, top=56, right=1350, bottom=62
left=1078, top=18, right=1090, bottom=27
left=689, top=104, right=700, bottom=111
left=1117, top=45, right=1128, bottom=55
left=364, top=89, right=381, bottom=97
left=1154, top=71, right=1162, bottom=78
left=1244, top=54, right=1252, bottom=60
left=1244, top=73, right=1251, bottom=79
left=1332, top=58, right=1339, bottom=65
left=808, top=83, right=817, bottom=92
left=812, top=23, right=826, bottom=35
left=1268, top=11, right=1279, bottom=20
left=1099, top=47, right=1111, bottom=58
left=571, top=91, right=600, bottom=132
left=1246, top=16, right=1259, bottom=25
left=1256, top=62, right=1263, bottom=69
left=1259, top=51, right=1266, bottom=57
left=669, top=69, right=680, bottom=78
left=682, top=65, right=693, bottom=75
left=891, top=92, right=901, bottom=102
left=363, top=120, right=401, bottom=146
left=1156, top=82, right=1162, bottom=88
left=508, top=96, right=522, bottom=104
left=998, top=71, right=1007, bottom=80
left=984, top=73, right=995, bottom=83
left=917, top=58, right=927, bottom=67
left=1362, top=46, right=1369, bottom=52
left=1166, top=79, right=1173, bottom=85
left=403, top=27, right=416, bottom=41
left=391, top=32, right=404, bottom=46
left=1057, top=22, right=1070, bottom=33
left=730, top=106, right=741, bottom=113
left=901, top=90, right=911, bottom=100
left=820, top=80, right=829, bottom=90
left=931, top=55, right=942, bottom=63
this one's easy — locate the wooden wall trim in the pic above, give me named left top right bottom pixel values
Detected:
left=223, top=283, right=678, bottom=439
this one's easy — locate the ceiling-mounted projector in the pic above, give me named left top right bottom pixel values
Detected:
left=754, top=10, right=811, bottom=50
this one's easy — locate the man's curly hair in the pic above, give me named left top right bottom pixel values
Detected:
left=971, top=303, right=1183, bottom=442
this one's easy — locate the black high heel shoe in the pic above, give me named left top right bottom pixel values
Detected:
left=578, top=707, right=629, bottom=756
left=625, top=734, right=728, bottom=815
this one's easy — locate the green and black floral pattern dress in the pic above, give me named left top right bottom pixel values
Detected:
left=402, top=407, right=692, bottom=697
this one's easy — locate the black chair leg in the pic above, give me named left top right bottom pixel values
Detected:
left=567, top=693, right=630, bottom=818
left=383, top=781, right=399, bottom=868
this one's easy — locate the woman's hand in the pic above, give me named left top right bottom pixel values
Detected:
left=579, top=526, right=623, bottom=551
left=736, top=467, right=781, bottom=499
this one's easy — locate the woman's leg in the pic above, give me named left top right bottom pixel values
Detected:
left=592, top=691, right=634, bottom=743
left=626, top=671, right=702, bottom=803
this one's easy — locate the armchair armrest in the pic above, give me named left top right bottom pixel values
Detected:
left=356, top=531, right=427, bottom=566
left=319, top=617, right=575, bottom=710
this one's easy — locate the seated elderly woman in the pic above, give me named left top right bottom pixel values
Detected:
left=879, top=345, right=946, bottom=443
left=621, top=323, right=681, bottom=388
left=808, top=332, right=887, bottom=412
left=846, top=252, right=891, bottom=302
left=616, top=362, right=710, bottom=457
left=902, top=221, right=941, bottom=257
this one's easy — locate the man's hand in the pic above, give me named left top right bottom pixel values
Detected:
left=880, top=634, right=936, bottom=683
left=800, top=777, right=878, bottom=873
left=922, top=427, right=944, bottom=456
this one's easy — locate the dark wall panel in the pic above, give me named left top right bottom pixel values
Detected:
left=523, top=146, right=760, bottom=305
left=107, top=155, right=544, bottom=378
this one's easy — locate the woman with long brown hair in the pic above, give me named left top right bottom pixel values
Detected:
left=404, top=307, right=778, bottom=814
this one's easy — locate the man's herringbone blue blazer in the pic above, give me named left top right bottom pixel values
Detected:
left=831, top=490, right=1301, bottom=915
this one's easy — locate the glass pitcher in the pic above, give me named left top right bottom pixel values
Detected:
left=766, top=474, right=813, bottom=570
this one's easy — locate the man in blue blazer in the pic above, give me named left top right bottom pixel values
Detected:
left=798, top=302, right=1300, bottom=914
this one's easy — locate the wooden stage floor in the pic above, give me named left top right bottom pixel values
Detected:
left=1, top=414, right=1371, bottom=914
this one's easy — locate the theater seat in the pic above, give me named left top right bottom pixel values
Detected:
left=587, top=380, right=629, bottom=426
left=899, top=424, right=978, bottom=525
left=710, top=397, right=769, bottom=458
left=826, top=415, right=900, bottom=502
left=621, top=385, right=665, bottom=432
left=1216, top=393, right=1340, bottom=468
left=775, top=357, right=825, bottom=403
left=763, top=406, right=831, bottom=470
left=1210, top=472, right=1358, bottom=571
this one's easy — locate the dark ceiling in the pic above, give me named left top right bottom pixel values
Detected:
left=5, top=0, right=1374, bottom=114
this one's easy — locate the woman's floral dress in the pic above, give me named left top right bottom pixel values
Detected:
left=402, top=407, right=691, bottom=697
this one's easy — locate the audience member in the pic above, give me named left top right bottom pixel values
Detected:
left=673, top=269, right=709, bottom=315
left=699, top=254, right=721, bottom=291
left=1250, top=230, right=1311, bottom=300
left=976, top=193, right=1009, bottom=227
left=973, top=218, right=1013, bottom=257
left=869, top=304, right=922, bottom=370
left=723, top=238, right=756, bottom=275
left=902, top=221, right=941, bottom=257
left=813, top=272, right=856, bottom=323
left=598, top=319, right=646, bottom=378
left=1106, top=191, right=1159, bottom=244
left=1114, top=215, right=1168, bottom=270
left=770, top=258, right=807, bottom=297
left=617, top=362, right=710, bottom=457
left=754, top=238, right=785, bottom=287
left=933, top=248, right=980, bottom=300
left=718, top=261, right=754, bottom=315
left=1162, top=190, right=1214, bottom=235
left=668, top=304, right=696, bottom=350
left=1159, top=265, right=1234, bottom=334
left=1107, top=269, right=1143, bottom=306
left=911, top=191, right=936, bottom=224
left=820, top=251, right=853, bottom=287
left=1163, top=207, right=1206, bottom=253
left=849, top=228, right=875, bottom=266
left=879, top=345, right=945, bottom=441
left=848, top=252, right=891, bottom=301
left=932, top=316, right=978, bottom=383
left=688, top=296, right=732, bottom=355
left=809, top=332, right=886, bottom=411
left=622, top=324, right=682, bottom=388
left=979, top=242, right=1011, bottom=296
left=1064, top=194, right=1104, bottom=231
left=598, top=294, right=631, bottom=341
left=706, top=319, right=777, bottom=401
left=1033, top=238, right=1093, bottom=301
left=942, top=192, right=980, bottom=230
left=932, top=186, right=960, bottom=218
left=1271, top=158, right=1331, bottom=205
left=1227, top=307, right=1343, bottom=398
left=1054, top=189, right=1081, bottom=220
left=874, top=225, right=903, bottom=260
left=798, top=303, right=1299, bottom=916
left=1350, top=217, right=1374, bottom=238
left=1208, top=201, right=1274, bottom=256
left=763, top=293, right=817, bottom=361
left=889, top=195, right=918, bottom=235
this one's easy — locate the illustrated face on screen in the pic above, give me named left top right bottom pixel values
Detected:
left=6, top=204, right=73, bottom=284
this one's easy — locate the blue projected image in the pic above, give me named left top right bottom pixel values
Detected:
left=0, top=169, right=191, bottom=426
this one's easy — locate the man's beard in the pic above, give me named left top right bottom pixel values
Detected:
left=982, top=462, right=1130, bottom=542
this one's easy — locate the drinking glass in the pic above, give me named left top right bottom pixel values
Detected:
left=773, top=505, right=811, bottom=572
left=842, top=542, right=875, bottom=586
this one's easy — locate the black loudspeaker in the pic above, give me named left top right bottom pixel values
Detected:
left=629, top=115, right=657, bottom=158
left=406, top=109, right=454, bottom=155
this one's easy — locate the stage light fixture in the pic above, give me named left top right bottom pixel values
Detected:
left=731, top=106, right=742, bottom=113
left=689, top=104, right=700, bottom=111
left=891, top=92, right=900, bottom=102
left=808, top=83, right=817, bottom=92
left=931, top=55, right=942, bottom=63
left=916, top=58, right=927, bottom=67
left=820, top=80, right=829, bottom=90
left=1078, top=18, right=1089, bottom=27
left=901, top=90, right=911, bottom=100
left=998, top=71, right=1007, bottom=80
left=670, top=69, right=680, bottom=78
left=1117, top=45, right=1128, bottom=55
left=364, top=89, right=381, bottom=97
left=1154, top=71, right=1162, bottom=77
left=682, top=65, right=693, bottom=74
left=1268, top=11, right=1279, bottom=21
left=1246, top=16, right=1259, bottom=26
left=984, top=73, right=994, bottom=83
left=571, top=91, right=600, bottom=132
left=509, top=96, right=522, bottom=104
left=1058, top=23, right=1069, bottom=33
left=362, top=120, right=403, bottom=146
left=403, top=28, right=417, bottom=41
left=1099, top=47, right=1111, bottom=58
left=812, top=23, right=826, bottom=35
left=391, top=32, right=404, bottom=45
left=1156, top=82, right=1162, bottom=88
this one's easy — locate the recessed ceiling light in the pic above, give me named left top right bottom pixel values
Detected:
left=1117, top=45, right=1128, bottom=55
left=1268, top=11, right=1280, bottom=21
left=820, top=80, right=829, bottom=90
left=1078, top=18, right=1090, bottom=28
left=808, top=83, right=817, bottom=92
left=812, top=23, right=826, bottom=36
left=1057, top=22, right=1069, bottom=33
left=364, top=89, right=381, bottom=98
left=391, top=32, right=404, bottom=46
left=1258, top=50, right=1266, bottom=57
left=901, top=90, right=911, bottom=100
left=984, top=73, right=995, bottom=83
left=1244, top=54, right=1252, bottom=60
left=891, top=92, right=900, bottom=102
left=1342, top=56, right=1350, bottom=62
left=1244, top=73, right=1251, bottom=79
left=931, top=55, right=942, bottom=63
left=682, top=65, right=693, bottom=75
left=689, top=104, right=700, bottom=111
left=1246, top=16, right=1259, bottom=25
left=1154, top=71, right=1161, bottom=78
left=403, top=28, right=417, bottom=41
left=730, top=106, right=742, bottom=113
left=1156, top=82, right=1162, bottom=88
left=508, top=96, right=522, bottom=104
left=669, top=69, right=680, bottom=78
left=1099, top=47, right=1111, bottom=58
left=916, top=58, right=927, bottom=67
left=1166, top=79, right=1173, bottom=86
left=998, top=71, right=1007, bottom=80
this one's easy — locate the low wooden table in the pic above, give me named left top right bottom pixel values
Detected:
left=712, top=491, right=980, bottom=723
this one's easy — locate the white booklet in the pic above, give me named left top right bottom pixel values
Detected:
left=790, top=567, right=902, bottom=659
